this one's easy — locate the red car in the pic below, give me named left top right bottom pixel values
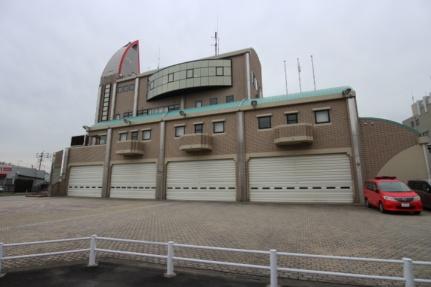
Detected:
left=364, top=176, right=422, bottom=214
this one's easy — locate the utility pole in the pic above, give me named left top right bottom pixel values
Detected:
left=35, top=152, right=51, bottom=171
left=283, top=60, right=288, bottom=96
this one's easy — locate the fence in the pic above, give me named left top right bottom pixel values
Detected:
left=1, top=235, right=430, bottom=287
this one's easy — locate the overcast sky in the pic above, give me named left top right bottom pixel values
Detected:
left=0, top=0, right=430, bottom=170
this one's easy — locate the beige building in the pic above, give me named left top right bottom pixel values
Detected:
left=49, top=41, right=430, bottom=204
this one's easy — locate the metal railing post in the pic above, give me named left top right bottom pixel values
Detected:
left=164, top=241, right=176, bottom=278
left=0, top=242, right=5, bottom=277
left=403, top=257, right=415, bottom=287
left=88, top=235, right=97, bottom=267
left=270, top=249, right=278, bottom=287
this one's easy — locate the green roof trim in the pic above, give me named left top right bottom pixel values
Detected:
left=92, top=86, right=351, bottom=129
left=359, top=117, right=420, bottom=136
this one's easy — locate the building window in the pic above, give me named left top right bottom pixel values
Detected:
left=209, top=97, right=218, bottom=105
left=150, top=80, right=155, bottom=90
left=119, top=132, right=128, bottom=141
left=258, top=116, right=272, bottom=129
left=411, top=121, right=415, bottom=128
left=99, top=135, right=107, bottom=145
left=123, top=111, right=132, bottom=118
left=286, top=113, right=298, bottom=124
left=226, top=95, right=234, bottom=103
left=186, top=69, right=194, bottom=79
left=195, top=100, right=203, bottom=108
left=168, top=73, right=174, bottom=83
left=168, top=105, right=180, bottom=111
left=175, top=126, right=185, bottom=137
left=213, top=121, right=225, bottom=134
left=194, top=123, right=204, bottom=134
left=314, top=110, right=330, bottom=124
left=416, top=118, right=420, bottom=126
left=216, top=66, right=224, bottom=76
left=131, top=131, right=139, bottom=141
left=115, top=114, right=121, bottom=120
left=142, top=130, right=151, bottom=140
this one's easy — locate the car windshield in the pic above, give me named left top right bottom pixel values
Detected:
left=378, top=181, right=410, bottom=192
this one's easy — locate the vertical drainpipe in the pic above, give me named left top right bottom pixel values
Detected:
left=95, top=86, right=102, bottom=124
left=156, top=120, right=166, bottom=200
left=236, top=110, right=247, bottom=201
left=133, top=77, right=139, bottom=116
left=109, top=83, right=117, bottom=120
left=101, top=128, right=113, bottom=198
left=245, top=52, right=251, bottom=99
left=346, top=92, right=364, bottom=204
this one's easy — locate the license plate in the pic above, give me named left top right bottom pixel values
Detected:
left=401, top=203, right=410, bottom=208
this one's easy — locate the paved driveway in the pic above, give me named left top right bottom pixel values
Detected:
left=0, top=196, right=430, bottom=286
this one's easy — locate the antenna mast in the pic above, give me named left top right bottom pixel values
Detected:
left=212, top=18, right=220, bottom=56
left=297, top=58, right=302, bottom=93
left=35, top=151, right=51, bottom=171
left=283, top=60, right=288, bottom=96
left=310, top=55, right=317, bottom=91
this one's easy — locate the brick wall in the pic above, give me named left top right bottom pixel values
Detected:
left=359, top=118, right=418, bottom=180
left=68, top=145, right=105, bottom=163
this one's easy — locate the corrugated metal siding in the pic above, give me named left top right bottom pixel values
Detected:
left=67, top=165, right=103, bottom=197
left=249, top=154, right=353, bottom=203
left=167, top=160, right=236, bottom=201
left=110, top=163, right=156, bottom=199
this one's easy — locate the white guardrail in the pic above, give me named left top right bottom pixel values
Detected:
left=0, top=235, right=430, bottom=287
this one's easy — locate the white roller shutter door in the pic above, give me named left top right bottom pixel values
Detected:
left=249, top=154, right=353, bottom=203
left=68, top=165, right=103, bottom=197
left=110, top=163, right=156, bottom=199
left=167, top=160, right=236, bottom=201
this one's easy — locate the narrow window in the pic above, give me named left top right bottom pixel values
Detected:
left=131, top=131, right=139, bottom=141
left=415, top=118, right=420, bottom=126
left=194, top=123, right=204, bottom=134
left=195, top=100, right=203, bottom=108
left=175, top=126, right=185, bottom=137
left=213, top=121, right=225, bottom=134
left=150, top=80, right=155, bottom=90
left=286, top=113, right=298, bottom=124
left=119, top=132, right=128, bottom=141
left=258, top=116, right=272, bottom=129
left=314, top=110, right=330, bottom=124
left=168, top=73, right=174, bottom=83
left=209, top=97, right=218, bottom=105
left=226, top=95, right=234, bottom=103
left=142, top=130, right=151, bottom=140
left=186, top=69, right=194, bottom=79
left=216, top=66, right=224, bottom=76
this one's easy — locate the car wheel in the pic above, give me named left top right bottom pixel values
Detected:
left=379, top=202, right=385, bottom=213
left=365, top=198, right=371, bottom=208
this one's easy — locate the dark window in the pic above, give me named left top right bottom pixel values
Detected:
left=314, top=110, right=330, bottom=124
left=142, top=130, right=151, bottom=140
left=131, top=131, right=139, bottom=140
left=195, top=100, right=203, bottom=108
left=209, top=97, right=218, bottom=105
left=175, top=126, right=185, bottom=137
left=137, top=109, right=148, bottom=116
left=226, top=95, right=234, bottom=103
left=286, top=113, right=298, bottom=124
left=415, top=118, right=420, bottom=126
left=168, top=73, right=174, bottom=83
left=213, top=121, right=225, bottom=134
left=123, top=111, right=133, bottom=118
left=258, top=116, right=272, bottom=129
left=168, top=105, right=180, bottom=111
left=216, top=66, right=224, bottom=76
left=194, top=123, right=203, bottom=134
left=186, top=69, right=194, bottom=79
left=119, top=132, right=128, bottom=141
left=411, top=121, right=415, bottom=128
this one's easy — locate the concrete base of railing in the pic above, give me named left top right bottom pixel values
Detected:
left=164, top=272, right=176, bottom=278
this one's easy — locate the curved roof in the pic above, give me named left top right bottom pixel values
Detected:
left=101, top=40, right=140, bottom=78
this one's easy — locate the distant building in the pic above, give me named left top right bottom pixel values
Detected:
left=0, top=163, right=49, bottom=192
left=403, top=94, right=431, bottom=138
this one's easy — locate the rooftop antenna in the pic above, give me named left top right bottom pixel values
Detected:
left=283, top=60, right=288, bottom=96
left=212, top=17, right=220, bottom=56
left=157, top=47, right=161, bottom=70
left=310, top=55, right=317, bottom=91
left=297, top=58, right=302, bottom=93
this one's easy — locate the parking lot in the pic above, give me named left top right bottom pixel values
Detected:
left=0, top=196, right=430, bottom=286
